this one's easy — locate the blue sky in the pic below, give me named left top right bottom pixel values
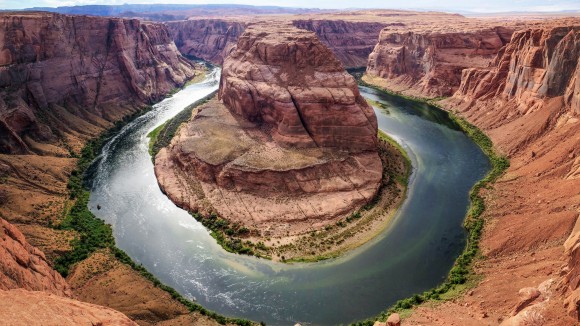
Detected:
left=2, top=0, right=580, bottom=12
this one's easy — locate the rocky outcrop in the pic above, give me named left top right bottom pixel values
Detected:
left=156, top=23, right=382, bottom=236
left=167, top=19, right=246, bottom=64
left=168, top=18, right=389, bottom=68
left=400, top=25, right=580, bottom=325
left=0, top=217, right=70, bottom=296
left=0, top=12, right=197, bottom=154
left=292, top=20, right=389, bottom=68
left=0, top=289, right=136, bottom=325
left=455, top=26, right=580, bottom=117
left=218, top=24, right=378, bottom=151
left=366, top=27, right=513, bottom=97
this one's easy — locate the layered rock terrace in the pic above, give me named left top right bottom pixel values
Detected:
left=156, top=23, right=383, bottom=236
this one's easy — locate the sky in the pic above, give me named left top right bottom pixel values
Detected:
left=2, top=0, right=580, bottom=13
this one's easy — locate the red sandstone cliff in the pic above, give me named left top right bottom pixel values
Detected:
left=366, top=26, right=513, bottom=97
left=167, top=19, right=246, bottom=64
left=0, top=12, right=212, bottom=325
left=398, top=25, right=580, bottom=325
left=218, top=24, right=378, bottom=150
left=0, top=217, right=70, bottom=296
left=0, top=12, right=197, bottom=154
left=292, top=20, right=389, bottom=68
left=156, top=23, right=382, bottom=237
left=167, top=18, right=388, bottom=69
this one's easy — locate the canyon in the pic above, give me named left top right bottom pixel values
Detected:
left=0, top=11, right=226, bottom=325
left=366, top=23, right=580, bottom=325
left=0, top=6, right=579, bottom=326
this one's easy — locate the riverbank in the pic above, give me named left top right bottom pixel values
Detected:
left=356, top=75, right=509, bottom=325
left=151, top=95, right=411, bottom=263
left=49, top=74, right=256, bottom=326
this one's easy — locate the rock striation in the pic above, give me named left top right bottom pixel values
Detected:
left=0, top=217, right=70, bottom=296
left=218, top=24, right=378, bottom=150
left=401, top=25, right=580, bottom=325
left=0, top=12, right=197, bottom=154
left=156, top=23, right=382, bottom=236
left=366, top=27, right=513, bottom=97
left=0, top=289, right=137, bottom=325
left=292, top=20, right=389, bottom=68
left=454, top=26, right=580, bottom=118
left=167, top=19, right=246, bottom=64
left=167, top=18, right=390, bottom=69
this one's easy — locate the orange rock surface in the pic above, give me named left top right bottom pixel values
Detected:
left=399, top=24, right=580, bottom=325
left=156, top=23, right=382, bottom=237
left=0, top=289, right=137, bottom=325
left=0, top=217, right=70, bottom=296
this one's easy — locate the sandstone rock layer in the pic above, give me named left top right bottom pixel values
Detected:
left=0, top=217, right=70, bottom=296
left=366, top=27, right=513, bottom=96
left=401, top=24, right=580, bottom=325
left=168, top=19, right=246, bottom=64
left=218, top=24, right=378, bottom=151
left=156, top=23, right=382, bottom=236
left=0, top=12, right=197, bottom=154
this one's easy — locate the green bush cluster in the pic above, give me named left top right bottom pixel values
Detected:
left=192, top=212, right=270, bottom=258
left=149, top=91, right=217, bottom=158
left=351, top=81, right=509, bottom=326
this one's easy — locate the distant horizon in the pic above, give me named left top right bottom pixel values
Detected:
left=3, top=0, right=580, bottom=14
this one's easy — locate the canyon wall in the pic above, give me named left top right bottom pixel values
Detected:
left=366, top=27, right=514, bottom=97
left=400, top=25, right=580, bottom=325
left=167, top=18, right=387, bottom=68
left=0, top=12, right=220, bottom=325
left=0, top=12, right=197, bottom=155
left=167, top=19, right=246, bottom=64
left=292, top=20, right=388, bottom=68
left=0, top=217, right=70, bottom=296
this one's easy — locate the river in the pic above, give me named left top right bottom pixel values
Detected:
left=88, top=68, right=490, bottom=325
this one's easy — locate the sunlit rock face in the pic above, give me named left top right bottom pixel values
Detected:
left=0, top=12, right=197, bottom=154
left=155, top=23, right=383, bottom=236
left=366, top=26, right=513, bottom=97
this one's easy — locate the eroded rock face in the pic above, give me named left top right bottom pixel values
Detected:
left=0, top=12, right=197, bottom=154
left=0, top=217, right=70, bottom=296
left=219, top=23, right=378, bottom=151
left=167, top=18, right=388, bottom=69
left=439, top=25, right=580, bottom=323
left=167, top=19, right=246, bottom=64
left=292, top=20, right=389, bottom=68
left=456, top=26, right=580, bottom=116
left=156, top=23, right=382, bottom=236
left=366, top=27, right=513, bottom=96
left=0, top=289, right=136, bottom=325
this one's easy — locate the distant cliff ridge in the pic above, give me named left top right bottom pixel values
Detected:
left=366, top=26, right=514, bottom=97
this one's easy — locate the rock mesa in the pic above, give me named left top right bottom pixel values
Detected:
left=156, top=23, right=382, bottom=236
